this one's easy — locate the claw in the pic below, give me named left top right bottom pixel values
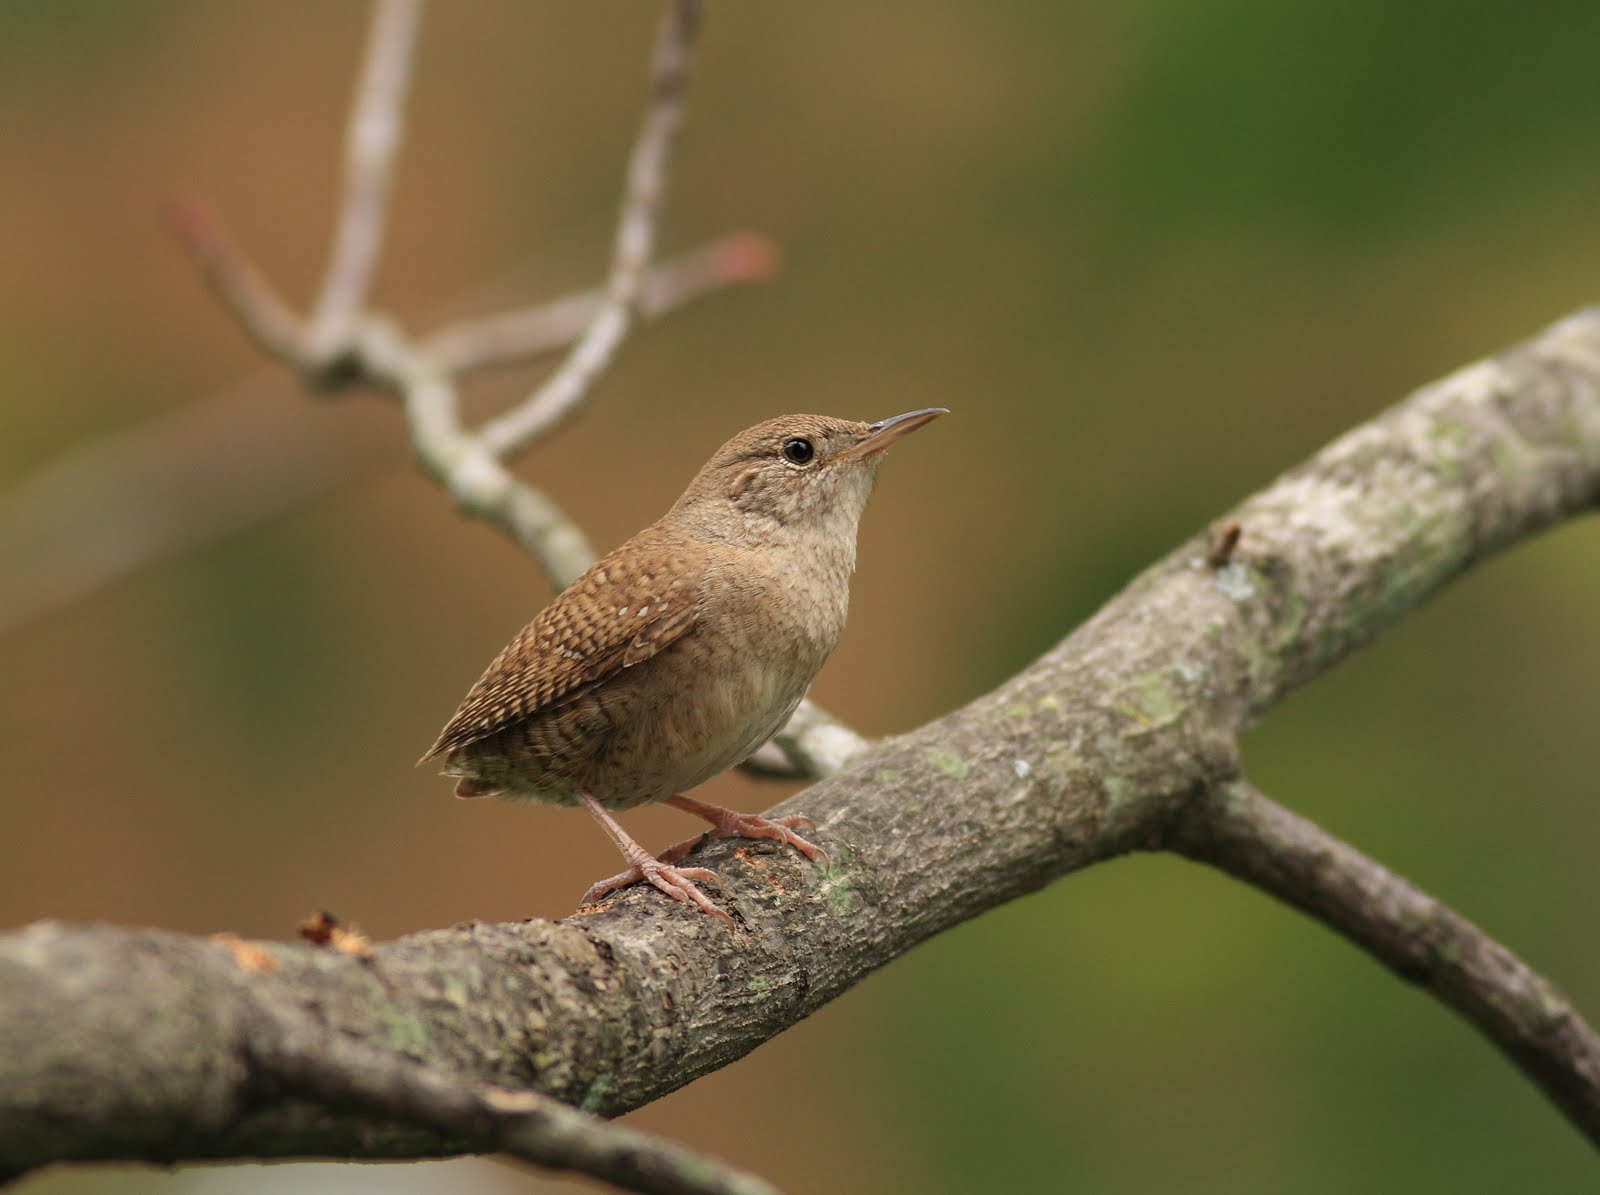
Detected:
left=668, top=796, right=829, bottom=870
left=576, top=790, right=735, bottom=927
left=574, top=790, right=828, bottom=929
left=581, top=858, right=731, bottom=928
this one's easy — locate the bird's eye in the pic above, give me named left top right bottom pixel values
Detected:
left=781, top=436, right=815, bottom=466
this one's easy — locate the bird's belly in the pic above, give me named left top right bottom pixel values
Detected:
left=589, top=650, right=805, bottom=809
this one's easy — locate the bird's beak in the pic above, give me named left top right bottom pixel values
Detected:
left=838, top=407, right=948, bottom=461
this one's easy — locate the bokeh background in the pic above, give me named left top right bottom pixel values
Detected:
left=4, top=2, right=1599, bottom=1191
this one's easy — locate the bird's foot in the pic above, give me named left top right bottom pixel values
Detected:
left=581, top=858, right=731, bottom=928
left=576, top=789, right=734, bottom=927
left=666, top=795, right=830, bottom=870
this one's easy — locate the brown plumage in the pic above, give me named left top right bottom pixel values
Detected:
left=424, top=538, right=707, bottom=797
left=421, top=408, right=946, bottom=925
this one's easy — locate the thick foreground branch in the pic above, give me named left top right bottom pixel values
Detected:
left=4, top=308, right=1599, bottom=1178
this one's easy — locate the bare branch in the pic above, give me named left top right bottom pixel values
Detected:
left=480, top=0, right=704, bottom=459
left=252, top=1003, right=780, bottom=1195
left=309, top=0, right=425, bottom=354
left=166, top=198, right=309, bottom=366
left=367, top=323, right=598, bottom=582
left=423, top=232, right=778, bottom=377
left=1168, top=779, right=1600, bottom=1142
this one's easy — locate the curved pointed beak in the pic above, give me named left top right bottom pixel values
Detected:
left=839, top=407, right=948, bottom=461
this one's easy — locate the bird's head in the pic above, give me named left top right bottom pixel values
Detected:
left=669, top=408, right=947, bottom=545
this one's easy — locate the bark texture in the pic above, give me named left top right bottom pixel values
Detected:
left=4, top=308, right=1599, bottom=1178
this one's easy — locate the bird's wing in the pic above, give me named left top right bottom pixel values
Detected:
left=420, top=536, right=705, bottom=761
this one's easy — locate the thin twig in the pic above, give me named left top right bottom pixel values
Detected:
left=310, top=0, right=425, bottom=356
left=1169, top=779, right=1600, bottom=1142
left=740, top=698, right=869, bottom=780
left=252, top=1003, right=781, bottom=1195
left=166, top=198, right=309, bottom=365
left=423, top=232, right=778, bottom=377
left=362, top=319, right=597, bottom=583
left=480, top=0, right=704, bottom=459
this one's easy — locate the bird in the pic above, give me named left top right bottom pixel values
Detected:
left=420, top=407, right=946, bottom=925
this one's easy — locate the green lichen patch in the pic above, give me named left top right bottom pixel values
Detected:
left=1040, top=742, right=1084, bottom=784
left=431, top=965, right=473, bottom=1009
left=1115, top=671, right=1182, bottom=729
left=1490, top=432, right=1538, bottom=483
left=1272, top=585, right=1307, bottom=652
left=923, top=747, right=970, bottom=780
left=826, top=841, right=853, bottom=871
left=580, top=1071, right=613, bottom=1113
left=374, top=1005, right=433, bottom=1058
left=1101, top=770, right=1134, bottom=810
left=820, top=843, right=858, bottom=918
left=825, top=876, right=858, bottom=920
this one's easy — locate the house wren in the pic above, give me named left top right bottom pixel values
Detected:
left=421, top=408, right=946, bottom=925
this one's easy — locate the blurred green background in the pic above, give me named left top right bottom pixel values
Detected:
left=3, top=2, right=1599, bottom=1191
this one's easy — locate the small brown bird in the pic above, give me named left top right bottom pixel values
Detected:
left=421, top=408, right=945, bottom=925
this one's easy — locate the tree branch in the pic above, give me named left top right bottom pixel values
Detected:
left=1167, top=778, right=1600, bottom=1144
left=166, top=198, right=310, bottom=367
left=421, top=232, right=778, bottom=377
left=308, top=0, right=423, bottom=356
left=7, top=307, right=1599, bottom=1180
left=739, top=696, right=870, bottom=780
left=251, top=999, right=779, bottom=1195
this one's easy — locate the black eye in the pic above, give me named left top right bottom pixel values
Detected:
left=781, top=436, right=815, bottom=465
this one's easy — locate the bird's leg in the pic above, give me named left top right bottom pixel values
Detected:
left=576, top=791, right=732, bottom=927
left=663, top=794, right=830, bottom=870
